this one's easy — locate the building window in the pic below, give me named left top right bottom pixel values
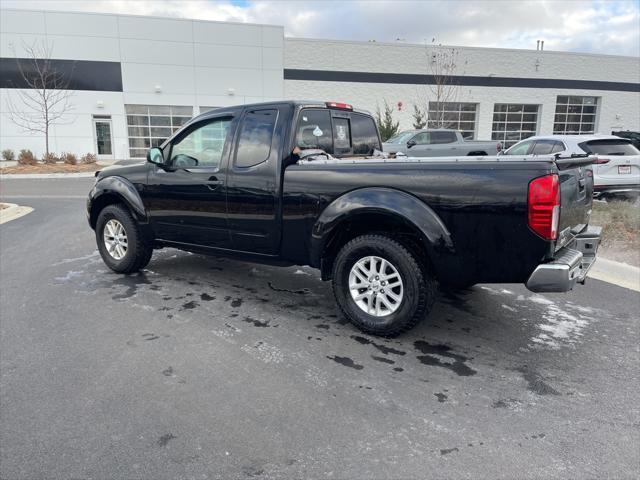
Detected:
left=125, top=105, right=193, bottom=158
left=491, top=104, right=540, bottom=148
left=553, top=96, right=598, bottom=134
left=427, top=102, right=477, bottom=139
left=199, top=106, right=219, bottom=114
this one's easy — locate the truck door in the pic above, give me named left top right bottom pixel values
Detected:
left=407, top=132, right=431, bottom=156
left=144, top=114, right=237, bottom=248
left=226, top=104, right=290, bottom=255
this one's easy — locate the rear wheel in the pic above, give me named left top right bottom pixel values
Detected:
left=96, top=204, right=153, bottom=273
left=332, top=235, right=436, bottom=336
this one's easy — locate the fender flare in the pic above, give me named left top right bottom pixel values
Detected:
left=310, top=187, right=454, bottom=268
left=88, top=176, right=147, bottom=227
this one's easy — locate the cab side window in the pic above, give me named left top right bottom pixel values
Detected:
left=412, top=132, right=430, bottom=145
left=351, top=113, right=380, bottom=155
left=170, top=118, right=231, bottom=168
left=430, top=131, right=457, bottom=144
left=235, top=109, right=278, bottom=168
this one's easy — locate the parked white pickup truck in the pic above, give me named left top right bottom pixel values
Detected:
left=382, top=129, right=501, bottom=157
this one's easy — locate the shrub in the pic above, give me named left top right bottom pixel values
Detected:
left=81, top=153, right=97, bottom=164
left=2, top=149, right=15, bottom=162
left=17, top=149, right=38, bottom=166
left=61, top=152, right=78, bottom=165
left=42, top=152, right=59, bottom=164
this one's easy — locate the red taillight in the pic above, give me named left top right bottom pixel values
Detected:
left=528, top=174, right=560, bottom=240
left=593, top=157, right=610, bottom=164
left=325, top=101, right=353, bottom=110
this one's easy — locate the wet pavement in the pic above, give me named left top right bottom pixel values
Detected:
left=1, top=178, right=639, bottom=479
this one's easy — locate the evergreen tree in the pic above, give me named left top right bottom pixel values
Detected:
left=375, top=101, right=400, bottom=142
left=412, top=104, right=427, bottom=129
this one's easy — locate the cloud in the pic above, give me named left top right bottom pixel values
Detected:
left=1, top=0, right=638, bottom=56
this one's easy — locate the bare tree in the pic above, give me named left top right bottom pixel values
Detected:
left=425, top=44, right=460, bottom=129
left=5, top=41, right=75, bottom=156
left=413, top=41, right=462, bottom=129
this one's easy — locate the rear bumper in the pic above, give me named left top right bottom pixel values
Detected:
left=526, top=226, right=601, bottom=293
left=593, top=184, right=640, bottom=197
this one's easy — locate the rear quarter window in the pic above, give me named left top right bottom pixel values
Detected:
left=579, top=139, right=640, bottom=156
left=351, top=113, right=380, bottom=155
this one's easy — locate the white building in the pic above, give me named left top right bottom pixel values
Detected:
left=1, top=8, right=638, bottom=159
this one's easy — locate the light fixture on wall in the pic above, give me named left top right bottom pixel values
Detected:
left=154, top=85, right=162, bottom=93
left=96, top=100, right=104, bottom=108
left=227, top=88, right=235, bottom=96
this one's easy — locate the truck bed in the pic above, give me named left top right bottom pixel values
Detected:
left=283, top=154, right=593, bottom=286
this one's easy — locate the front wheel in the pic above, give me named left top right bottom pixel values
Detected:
left=96, top=204, right=153, bottom=274
left=332, top=235, right=436, bottom=337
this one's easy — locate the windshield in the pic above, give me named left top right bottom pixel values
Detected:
left=385, top=131, right=416, bottom=144
left=579, top=139, right=640, bottom=156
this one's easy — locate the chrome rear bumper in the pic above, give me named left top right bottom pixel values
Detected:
left=526, top=226, right=601, bottom=293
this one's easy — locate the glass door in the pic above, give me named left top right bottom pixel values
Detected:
left=93, top=118, right=113, bottom=158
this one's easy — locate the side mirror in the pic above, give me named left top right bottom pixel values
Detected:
left=406, top=140, right=416, bottom=148
left=147, top=147, right=164, bottom=165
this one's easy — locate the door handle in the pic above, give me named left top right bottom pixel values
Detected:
left=206, top=176, right=223, bottom=190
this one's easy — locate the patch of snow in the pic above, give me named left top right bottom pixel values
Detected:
left=501, top=304, right=517, bottom=312
left=528, top=295, right=555, bottom=306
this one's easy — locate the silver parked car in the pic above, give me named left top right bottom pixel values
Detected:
left=503, top=135, right=640, bottom=200
left=382, top=129, right=501, bottom=157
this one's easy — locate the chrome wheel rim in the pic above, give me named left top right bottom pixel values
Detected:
left=103, top=219, right=128, bottom=260
left=349, top=255, right=403, bottom=317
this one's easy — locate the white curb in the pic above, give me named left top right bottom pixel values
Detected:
left=0, top=203, right=34, bottom=224
left=0, top=172, right=97, bottom=179
left=588, top=257, right=640, bottom=292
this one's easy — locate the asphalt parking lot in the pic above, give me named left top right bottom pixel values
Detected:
left=1, top=177, right=639, bottom=479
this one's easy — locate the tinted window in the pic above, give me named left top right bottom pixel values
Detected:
left=333, top=117, right=351, bottom=154
left=532, top=139, right=563, bottom=155
left=580, top=139, right=640, bottom=156
left=296, top=109, right=333, bottom=153
left=235, top=109, right=278, bottom=168
left=351, top=114, right=380, bottom=154
left=412, top=132, right=430, bottom=145
left=430, top=131, right=457, bottom=144
left=386, top=131, right=415, bottom=144
left=170, top=117, right=231, bottom=167
left=506, top=140, right=534, bottom=155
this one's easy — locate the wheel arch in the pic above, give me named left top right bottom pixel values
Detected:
left=89, top=176, right=147, bottom=229
left=311, top=187, right=456, bottom=280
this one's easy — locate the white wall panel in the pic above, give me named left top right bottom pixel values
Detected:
left=262, top=70, right=283, bottom=97
left=46, top=35, right=120, bottom=62
left=44, top=11, right=118, bottom=37
left=261, top=26, right=283, bottom=48
left=194, top=44, right=261, bottom=69
left=117, top=15, right=193, bottom=42
left=262, top=47, right=283, bottom=70
left=193, top=21, right=261, bottom=46
left=195, top=66, right=263, bottom=96
left=0, top=9, right=45, bottom=34
left=120, top=38, right=194, bottom=66
left=121, top=63, right=195, bottom=95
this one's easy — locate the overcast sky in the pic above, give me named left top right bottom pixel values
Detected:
left=1, top=0, right=638, bottom=56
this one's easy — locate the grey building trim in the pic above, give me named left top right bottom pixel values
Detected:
left=284, top=69, right=640, bottom=93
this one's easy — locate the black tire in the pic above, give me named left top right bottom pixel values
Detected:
left=96, top=204, right=153, bottom=274
left=331, top=234, right=436, bottom=337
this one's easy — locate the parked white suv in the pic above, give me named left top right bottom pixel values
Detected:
left=503, top=135, right=640, bottom=200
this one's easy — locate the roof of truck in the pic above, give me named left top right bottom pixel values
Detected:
left=193, top=100, right=372, bottom=123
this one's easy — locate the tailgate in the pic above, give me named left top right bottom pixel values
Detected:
left=555, top=158, right=594, bottom=248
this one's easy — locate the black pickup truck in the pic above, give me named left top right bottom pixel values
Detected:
left=87, top=100, right=601, bottom=336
